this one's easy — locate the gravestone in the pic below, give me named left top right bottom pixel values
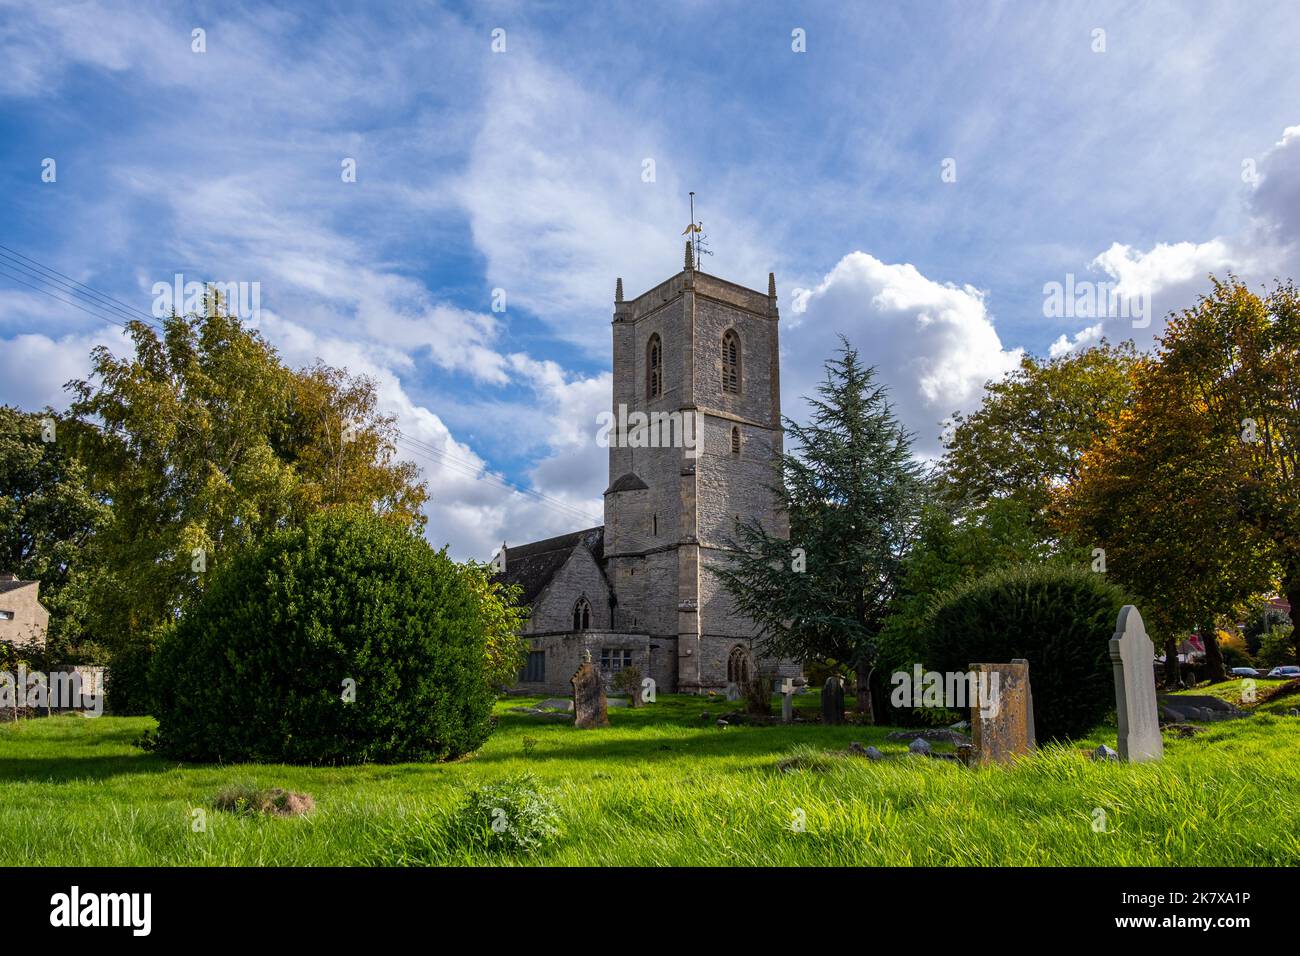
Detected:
left=725, top=682, right=741, bottom=702
left=780, top=678, right=796, bottom=724
left=571, top=652, right=609, bottom=729
left=968, top=661, right=1033, bottom=765
left=1010, top=658, right=1037, bottom=749
left=821, top=676, right=845, bottom=725
left=1109, top=605, right=1164, bottom=763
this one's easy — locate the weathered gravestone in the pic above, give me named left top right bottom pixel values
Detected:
left=571, top=651, right=609, bottom=729
left=725, top=682, right=741, bottom=702
left=821, top=676, right=845, bottom=725
left=780, top=678, right=796, bottom=724
left=968, top=661, right=1033, bottom=766
left=1109, top=605, right=1163, bottom=763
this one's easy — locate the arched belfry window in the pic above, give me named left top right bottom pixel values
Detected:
left=731, top=426, right=741, bottom=455
left=647, top=334, right=663, bottom=399
left=573, top=597, right=592, bottom=632
left=721, top=330, right=741, bottom=394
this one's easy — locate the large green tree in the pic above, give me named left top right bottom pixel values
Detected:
left=0, top=406, right=110, bottom=661
left=712, top=340, right=926, bottom=718
left=67, top=294, right=428, bottom=645
left=942, top=340, right=1137, bottom=526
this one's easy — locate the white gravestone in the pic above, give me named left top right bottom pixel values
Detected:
left=780, top=678, right=796, bottom=724
left=1109, top=605, right=1164, bottom=763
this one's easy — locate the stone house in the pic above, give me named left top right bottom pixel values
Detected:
left=0, top=573, right=49, bottom=650
left=494, top=245, right=801, bottom=695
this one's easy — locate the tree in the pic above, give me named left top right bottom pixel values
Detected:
left=0, top=406, right=110, bottom=661
left=712, top=340, right=926, bottom=718
left=151, top=509, right=504, bottom=763
left=1055, top=352, right=1276, bottom=683
left=942, top=341, right=1137, bottom=526
left=1156, top=278, right=1300, bottom=664
left=877, top=496, right=1066, bottom=697
left=67, top=297, right=428, bottom=646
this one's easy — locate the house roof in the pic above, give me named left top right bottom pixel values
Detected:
left=0, top=577, right=35, bottom=595
left=494, top=526, right=604, bottom=606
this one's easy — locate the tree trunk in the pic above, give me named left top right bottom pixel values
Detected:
left=1201, top=617, right=1227, bottom=683
left=854, top=662, right=873, bottom=720
left=869, top=667, right=890, bottom=725
left=1164, top=637, right=1180, bottom=688
left=1285, top=570, right=1300, bottom=667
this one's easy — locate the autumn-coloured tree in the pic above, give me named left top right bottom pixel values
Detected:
left=1157, top=278, right=1300, bottom=663
left=1056, top=352, right=1276, bottom=682
left=68, top=293, right=428, bottom=645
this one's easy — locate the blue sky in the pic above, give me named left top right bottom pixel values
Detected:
left=3, top=0, right=1299, bottom=558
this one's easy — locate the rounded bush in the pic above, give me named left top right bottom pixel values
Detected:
left=151, top=509, right=496, bottom=763
left=922, top=563, right=1127, bottom=742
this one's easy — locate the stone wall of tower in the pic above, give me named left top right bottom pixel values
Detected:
left=604, top=258, right=794, bottom=692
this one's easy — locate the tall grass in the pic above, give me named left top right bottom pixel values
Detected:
left=1, top=696, right=1297, bottom=866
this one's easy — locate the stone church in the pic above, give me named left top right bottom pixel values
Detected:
left=496, top=242, right=800, bottom=695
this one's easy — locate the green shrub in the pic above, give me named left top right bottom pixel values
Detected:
left=922, top=563, right=1128, bottom=742
left=150, top=509, right=498, bottom=764
left=445, top=775, right=561, bottom=854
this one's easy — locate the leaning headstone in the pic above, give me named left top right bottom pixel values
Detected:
left=1092, top=744, right=1119, bottom=762
left=968, top=661, right=1033, bottom=766
left=1109, top=605, right=1164, bottom=763
left=780, top=678, right=796, bottom=724
left=908, top=737, right=931, bottom=756
left=821, top=676, right=845, bottom=725
left=571, top=654, right=609, bottom=729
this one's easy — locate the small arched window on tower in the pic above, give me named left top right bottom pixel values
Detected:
left=647, top=334, right=663, bottom=399
left=573, top=597, right=591, bottom=632
left=721, top=330, right=741, bottom=394
left=730, top=426, right=741, bottom=456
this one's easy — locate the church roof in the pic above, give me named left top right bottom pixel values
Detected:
left=494, top=526, right=604, bottom=606
left=605, top=472, right=648, bottom=494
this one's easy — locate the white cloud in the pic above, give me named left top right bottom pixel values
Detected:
left=1050, top=123, right=1300, bottom=356
left=0, top=328, right=125, bottom=411
left=786, top=252, right=1023, bottom=457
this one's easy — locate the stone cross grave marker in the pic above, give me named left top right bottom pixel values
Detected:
left=968, top=661, right=1033, bottom=766
left=1109, top=605, right=1163, bottom=763
left=822, top=676, right=845, bottom=725
left=780, top=678, right=796, bottom=724
left=571, top=653, right=609, bottom=729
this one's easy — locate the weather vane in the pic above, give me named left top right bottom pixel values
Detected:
left=682, top=191, right=713, bottom=266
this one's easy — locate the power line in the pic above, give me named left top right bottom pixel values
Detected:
left=0, top=245, right=615, bottom=542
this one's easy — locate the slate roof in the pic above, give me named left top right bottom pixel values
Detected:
left=493, top=526, right=604, bottom=606
left=605, top=472, right=648, bottom=494
left=0, top=577, right=34, bottom=595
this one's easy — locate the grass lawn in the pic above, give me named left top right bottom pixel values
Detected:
left=2, top=694, right=1298, bottom=866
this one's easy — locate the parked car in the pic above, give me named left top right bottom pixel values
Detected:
left=1230, top=667, right=1262, bottom=678
left=1266, top=665, right=1300, bottom=679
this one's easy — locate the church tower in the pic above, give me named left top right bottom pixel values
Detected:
left=604, top=242, right=790, bottom=692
